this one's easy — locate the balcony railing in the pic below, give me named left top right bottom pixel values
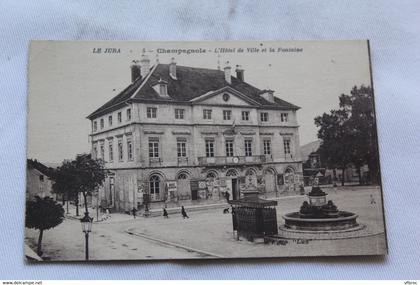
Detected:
left=197, top=155, right=270, bottom=166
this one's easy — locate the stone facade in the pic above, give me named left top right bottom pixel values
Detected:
left=88, top=59, right=303, bottom=212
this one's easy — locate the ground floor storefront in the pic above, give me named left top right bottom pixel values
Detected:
left=99, top=162, right=303, bottom=213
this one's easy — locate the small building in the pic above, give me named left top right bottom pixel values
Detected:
left=26, top=159, right=57, bottom=201
left=301, top=140, right=370, bottom=185
left=87, top=57, right=303, bottom=212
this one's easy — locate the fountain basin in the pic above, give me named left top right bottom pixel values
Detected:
left=283, top=211, right=359, bottom=231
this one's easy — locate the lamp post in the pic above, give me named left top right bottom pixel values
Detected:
left=80, top=212, right=93, bottom=261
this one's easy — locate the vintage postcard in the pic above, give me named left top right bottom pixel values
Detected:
left=25, top=40, right=387, bottom=261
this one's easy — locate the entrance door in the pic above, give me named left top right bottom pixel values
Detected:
left=264, top=170, right=276, bottom=193
left=232, top=178, right=239, bottom=200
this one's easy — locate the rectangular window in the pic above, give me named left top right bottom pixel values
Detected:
left=108, top=115, right=113, bottom=127
left=281, top=113, right=288, bottom=122
left=100, top=142, right=105, bottom=159
left=39, top=175, right=44, bottom=182
left=223, top=110, right=231, bottom=120
left=245, top=139, right=253, bottom=156
left=127, top=138, right=133, bottom=160
left=147, top=107, right=157, bottom=118
left=263, top=139, right=271, bottom=155
left=108, top=141, right=114, bottom=162
left=93, top=121, right=97, bottom=132
left=242, top=111, right=250, bottom=121
left=205, top=139, right=214, bottom=157
left=284, top=138, right=291, bottom=154
left=159, top=84, right=167, bottom=96
left=118, top=139, right=123, bottom=161
left=175, top=108, right=185, bottom=119
left=260, top=112, right=269, bottom=122
left=203, top=109, right=212, bottom=120
left=126, top=108, right=131, bottom=121
left=100, top=118, right=104, bottom=129
left=225, top=140, right=234, bottom=157
left=148, top=138, right=159, bottom=158
left=177, top=138, right=187, bottom=157
left=118, top=112, right=122, bottom=123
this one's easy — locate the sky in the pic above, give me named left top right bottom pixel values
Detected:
left=27, top=40, right=372, bottom=163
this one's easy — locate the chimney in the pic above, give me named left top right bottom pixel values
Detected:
left=224, top=61, right=231, bottom=84
left=235, top=65, right=244, bottom=82
left=169, top=57, right=177, bottom=79
left=260, top=89, right=275, bottom=103
left=130, top=60, right=141, bottom=82
left=140, top=54, right=151, bottom=78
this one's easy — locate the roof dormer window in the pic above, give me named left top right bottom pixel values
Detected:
left=152, top=78, right=169, bottom=97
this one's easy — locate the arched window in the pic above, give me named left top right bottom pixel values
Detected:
left=226, top=169, right=238, bottom=177
left=177, top=173, right=188, bottom=180
left=284, top=167, right=295, bottom=184
left=149, top=175, right=161, bottom=199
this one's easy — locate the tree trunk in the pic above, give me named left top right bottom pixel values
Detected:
left=37, top=229, right=44, bottom=256
left=75, top=196, right=79, bottom=216
left=66, top=192, right=69, bottom=214
left=82, top=191, right=89, bottom=214
left=341, top=167, right=345, bottom=186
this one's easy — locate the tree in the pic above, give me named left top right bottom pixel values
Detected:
left=315, top=109, right=354, bottom=186
left=314, top=85, right=380, bottom=185
left=25, top=196, right=65, bottom=256
left=339, top=85, right=379, bottom=184
left=52, top=160, right=80, bottom=215
left=53, top=154, right=107, bottom=215
left=73, top=154, right=107, bottom=213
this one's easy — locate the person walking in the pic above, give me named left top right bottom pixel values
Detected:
left=181, top=206, right=189, bottom=219
left=163, top=208, right=169, bottom=218
left=370, top=194, right=376, bottom=205
left=225, top=191, right=230, bottom=202
left=132, top=207, right=137, bottom=219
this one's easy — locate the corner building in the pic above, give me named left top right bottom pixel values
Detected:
left=87, top=56, right=303, bottom=212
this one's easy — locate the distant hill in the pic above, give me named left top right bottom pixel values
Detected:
left=300, top=140, right=321, bottom=162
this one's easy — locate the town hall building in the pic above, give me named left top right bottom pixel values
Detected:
left=87, top=56, right=303, bottom=212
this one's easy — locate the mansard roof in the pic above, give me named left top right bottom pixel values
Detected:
left=87, top=64, right=300, bottom=119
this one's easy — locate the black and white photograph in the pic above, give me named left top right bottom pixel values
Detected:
left=25, top=40, right=387, bottom=261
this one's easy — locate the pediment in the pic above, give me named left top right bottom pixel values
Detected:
left=191, top=86, right=260, bottom=107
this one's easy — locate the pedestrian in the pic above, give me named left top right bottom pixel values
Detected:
left=163, top=208, right=169, bottom=218
left=370, top=194, right=376, bottom=205
left=181, top=206, right=189, bottom=219
left=105, top=208, right=111, bottom=219
left=225, top=191, right=230, bottom=202
left=132, top=207, right=137, bottom=219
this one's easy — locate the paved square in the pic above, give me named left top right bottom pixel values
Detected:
left=25, top=186, right=386, bottom=260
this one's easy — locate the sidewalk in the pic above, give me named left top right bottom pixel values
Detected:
left=63, top=185, right=378, bottom=223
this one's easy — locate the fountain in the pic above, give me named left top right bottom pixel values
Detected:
left=282, top=181, right=359, bottom=232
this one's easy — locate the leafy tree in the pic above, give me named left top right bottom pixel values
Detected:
left=52, top=160, right=80, bottom=215
left=25, top=196, right=65, bottom=256
left=73, top=154, right=107, bottom=213
left=53, top=154, right=107, bottom=215
left=314, top=85, right=380, bottom=185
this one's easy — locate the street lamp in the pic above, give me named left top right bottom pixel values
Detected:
left=80, top=212, right=93, bottom=261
